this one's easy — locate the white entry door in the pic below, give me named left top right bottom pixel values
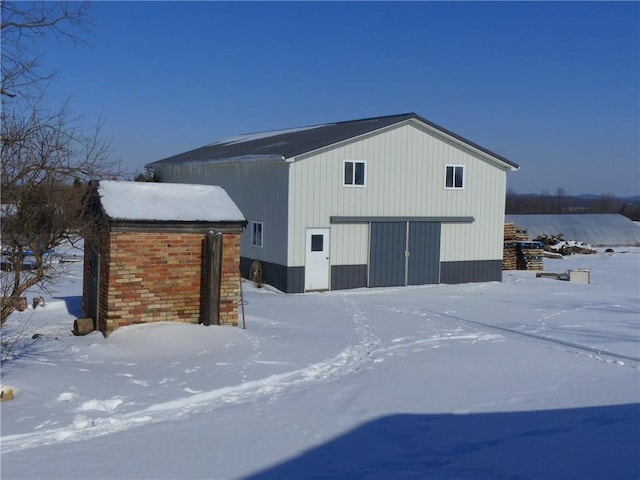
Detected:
left=305, top=228, right=330, bottom=291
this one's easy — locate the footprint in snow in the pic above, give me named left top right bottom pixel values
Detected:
left=56, top=392, right=77, bottom=403
left=183, top=387, right=202, bottom=394
left=77, top=397, right=124, bottom=413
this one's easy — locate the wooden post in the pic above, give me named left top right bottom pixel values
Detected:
left=239, top=269, right=246, bottom=329
left=203, top=231, right=223, bottom=326
left=94, top=250, right=100, bottom=332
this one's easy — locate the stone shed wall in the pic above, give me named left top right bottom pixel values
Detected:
left=85, top=230, right=241, bottom=336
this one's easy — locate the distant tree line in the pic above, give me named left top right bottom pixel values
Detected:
left=506, top=188, right=640, bottom=221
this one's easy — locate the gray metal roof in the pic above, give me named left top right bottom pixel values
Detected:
left=147, top=113, right=519, bottom=169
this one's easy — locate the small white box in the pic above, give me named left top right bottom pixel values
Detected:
left=569, top=269, right=590, bottom=283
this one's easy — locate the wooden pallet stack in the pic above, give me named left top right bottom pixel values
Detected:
left=503, top=224, right=544, bottom=271
left=516, top=241, right=544, bottom=271
left=505, top=224, right=529, bottom=241
left=502, top=242, right=518, bottom=270
left=503, top=223, right=521, bottom=270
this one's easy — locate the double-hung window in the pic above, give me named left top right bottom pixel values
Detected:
left=445, top=165, right=464, bottom=189
left=251, top=221, right=263, bottom=247
left=343, top=160, right=366, bottom=187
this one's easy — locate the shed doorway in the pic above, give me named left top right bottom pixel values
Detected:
left=369, top=221, right=440, bottom=287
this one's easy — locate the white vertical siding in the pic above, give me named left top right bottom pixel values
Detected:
left=440, top=148, right=508, bottom=261
left=288, top=122, right=508, bottom=266
left=331, top=224, right=369, bottom=265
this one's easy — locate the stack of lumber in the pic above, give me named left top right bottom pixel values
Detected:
left=502, top=242, right=518, bottom=270
left=504, top=223, right=528, bottom=241
left=503, top=224, right=544, bottom=271
left=503, top=223, right=520, bottom=270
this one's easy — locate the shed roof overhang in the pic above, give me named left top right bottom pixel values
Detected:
left=107, top=220, right=246, bottom=235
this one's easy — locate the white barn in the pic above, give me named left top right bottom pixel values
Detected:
left=147, top=113, right=519, bottom=293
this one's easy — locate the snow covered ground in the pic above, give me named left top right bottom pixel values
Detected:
left=1, top=245, right=639, bottom=479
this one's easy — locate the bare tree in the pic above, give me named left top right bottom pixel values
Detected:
left=1, top=104, right=118, bottom=324
left=591, top=193, right=620, bottom=214
left=537, top=190, right=554, bottom=214
left=555, top=187, right=567, bottom=214
left=1, top=1, right=119, bottom=325
left=1, top=1, right=91, bottom=99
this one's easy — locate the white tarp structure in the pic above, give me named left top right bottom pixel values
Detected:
left=505, top=213, right=640, bottom=246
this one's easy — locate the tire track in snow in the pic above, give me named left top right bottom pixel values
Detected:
left=1, top=299, right=379, bottom=453
left=378, top=304, right=640, bottom=367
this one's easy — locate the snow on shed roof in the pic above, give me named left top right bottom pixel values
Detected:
left=505, top=214, right=640, bottom=246
left=97, top=180, right=245, bottom=223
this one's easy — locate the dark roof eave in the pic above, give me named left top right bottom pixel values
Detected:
left=148, top=153, right=285, bottom=169
left=107, top=219, right=247, bottom=234
left=410, top=114, right=519, bottom=170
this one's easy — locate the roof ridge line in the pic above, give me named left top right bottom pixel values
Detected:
left=236, top=112, right=417, bottom=136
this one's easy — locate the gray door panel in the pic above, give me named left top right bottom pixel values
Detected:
left=369, top=222, right=406, bottom=287
left=407, top=222, right=441, bottom=285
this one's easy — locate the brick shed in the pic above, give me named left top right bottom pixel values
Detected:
left=82, top=180, right=247, bottom=336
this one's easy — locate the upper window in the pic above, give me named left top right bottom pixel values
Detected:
left=343, top=160, right=366, bottom=187
left=251, top=221, right=263, bottom=247
left=445, top=165, right=464, bottom=189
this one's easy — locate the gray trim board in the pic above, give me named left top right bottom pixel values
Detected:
left=331, top=216, right=474, bottom=224
left=240, top=257, right=304, bottom=293
left=440, top=260, right=502, bottom=284
left=331, top=265, right=368, bottom=290
left=287, top=267, right=305, bottom=294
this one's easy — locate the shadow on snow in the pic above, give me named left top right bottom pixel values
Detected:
left=54, top=295, right=83, bottom=319
left=244, top=403, right=640, bottom=480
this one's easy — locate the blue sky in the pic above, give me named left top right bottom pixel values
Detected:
left=38, top=1, right=639, bottom=196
